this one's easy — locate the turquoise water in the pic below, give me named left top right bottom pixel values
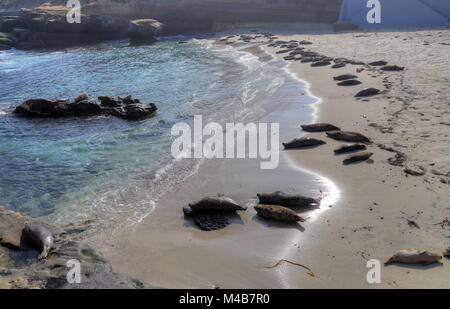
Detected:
left=0, top=39, right=314, bottom=225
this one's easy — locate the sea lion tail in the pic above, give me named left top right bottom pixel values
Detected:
left=384, top=257, right=395, bottom=265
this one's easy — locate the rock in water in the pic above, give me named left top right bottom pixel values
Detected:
left=333, top=74, right=357, bottom=81
left=355, top=88, right=380, bottom=97
left=381, top=65, right=404, bottom=71
left=21, top=222, right=54, bottom=260
left=301, top=123, right=340, bottom=132
left=184, top=197, right=247, bottom=215
left=254, top=205, right=305, bottom=223
left=369, top=60, right=388, bottom=66
left=257, top=191, right=318, bottom=208
left=343, top=152, right=373, bottom=165
left=283, top=138, right=326, bottom=149
left=385, top=250, right=442, bottom=265
left=337, top=80, right=362, bottom=86
left=334, top=144, right=367, bottom=154
left=13, top=94, right=157, bottom=120
left=326, top=131, right=372, bottom=143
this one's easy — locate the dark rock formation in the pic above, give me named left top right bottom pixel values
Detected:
left=0, top=206, right=155, bottom=289
left=13, top=94, right=157, bottom=120
left=129, top=19, right=164, bottom=45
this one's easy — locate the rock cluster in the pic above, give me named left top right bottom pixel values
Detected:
left=13, top=94, right=157, bottom=120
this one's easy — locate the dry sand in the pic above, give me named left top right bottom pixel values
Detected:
left=94, top=26, right=450, bottom=288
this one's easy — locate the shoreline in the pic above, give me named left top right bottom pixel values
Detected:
left=97, top=27, right=449, bottom=288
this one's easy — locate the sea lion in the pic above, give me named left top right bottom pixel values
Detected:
left=254, top=205, right=306, bottom=223
left=355, top=88, right=380, bottom=97
left=183, top=197, right=247, bottom=215
left=343, top=152, right=373, bottom=165
left=326, top=131, right=372, bottom=143
left=299, top=40, right=313, bottom=45
left=21, top=222, right=54, bottom=260
left=333, top=74, right=357, bottom=81
left=283, top=138, right=326, bottom=149
left=301, top=57, right=313, bottom=63
left=276, top=49, right=290, bottom=54
left=301, top=123, right=340, bottom=132
left=381, top=65, right=404, bottom=71
left=337, top=79, right=362, bottom=86
left=334, top=144, right=367, bottom=154
left=284, top=56, right=296, bottom=61
left=257, top=191, right=318, bottom=208
left=311, top=61, right=331, bottom=67
left=369, top=60, right=388, bottom=66
left=385, top=250, right=442, bottom=265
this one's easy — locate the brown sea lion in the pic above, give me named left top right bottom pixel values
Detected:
left=385, top=250, right=442, bottom=265
left=21, top=222, right=54, bottom=260
left=183, top=197, right=247, bottom=215
left=301, top=123, right=340, bottom=132
left=343, top=152, right=373, bottom=165
left=257, top=191, right=318, bottom=208
left=326, top=131, right=372, bottom=143
left=334, top=144, right=367, bottom=154
left=283, top=138, right=326, bottom=149
left=254, top=205, right=305, bottom=223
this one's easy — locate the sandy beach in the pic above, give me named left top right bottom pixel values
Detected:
left=94, top=26, right=450, bottom=289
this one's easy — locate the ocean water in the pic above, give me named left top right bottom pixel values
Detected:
left=0, top=38, right=315, bottom=225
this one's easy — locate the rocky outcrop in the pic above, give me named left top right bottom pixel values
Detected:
left=129, top=19, right=164, bottom=44
left=0, top=206, right=155, bottom=289
left=13, top=94, right=157, bottom=120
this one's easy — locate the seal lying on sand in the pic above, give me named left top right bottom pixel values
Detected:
left=337, top=80, right=362, bottom=86
left=333, top=74, right=357, bottom=81
left=343, top=152, right=373, bottom=165
left=326, top=131, right=372, bottom=144
left=283, top=138, right=326, bottom=149
left=334, top=144, right=367, bottom=154
left=257, top=191, right=318, bottom=208
left=355, top=88, right=380, bottom=97
left=254, top=205, right=305, bottom=223
left=369, top=60, right=388, bottom=66
left=381, top=65, right=404, bottom=71
left=301, top=123, right=340, bottom=132
left=183, top=197, right=247, bottom=231
left=21, top=222, right=54, bottom=259
left=385, top=250, right=442, bottom=265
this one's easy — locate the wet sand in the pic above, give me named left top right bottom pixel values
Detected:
left=94, top=26, right=450, bottom=288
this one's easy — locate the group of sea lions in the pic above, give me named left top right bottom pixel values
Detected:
left=183, top=192, right=319, bottom=230
left=283, top=123, right=374, bottom=165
